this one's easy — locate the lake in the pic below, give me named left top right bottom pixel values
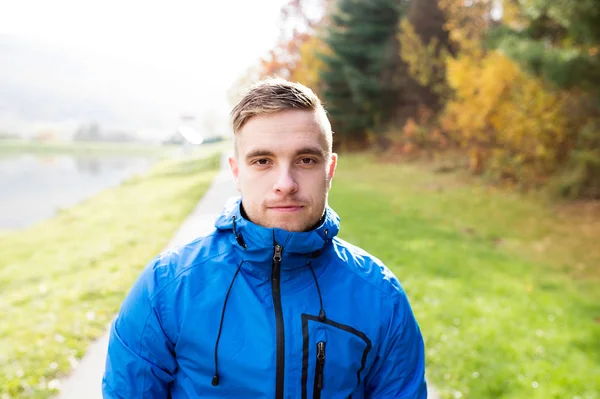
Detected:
left=0, top=154, right=157, bottom=230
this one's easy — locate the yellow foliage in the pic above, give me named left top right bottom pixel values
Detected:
left=398, top=19, right=450, bottom=98
left=501, top=0, right=528, bottom=30
left=444, top=51, right=573, bottom=183
left=437, top=0, right=493, bottom=56
left=290, top=33, right=330, bottom=95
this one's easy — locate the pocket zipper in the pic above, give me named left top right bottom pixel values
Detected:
left=314, top=341, right=326, bottom=399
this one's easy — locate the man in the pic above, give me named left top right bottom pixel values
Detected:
left=103, top=78, right=427, bottom=398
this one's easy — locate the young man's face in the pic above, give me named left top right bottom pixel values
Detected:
left=229, top=109, right=337, bottom=232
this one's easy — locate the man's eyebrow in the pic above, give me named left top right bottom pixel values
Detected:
left=244, top=147, right=326, bottom=161
left=295, top=147, right=326, bottom=158
left=245, top=149, right=275, bottom=161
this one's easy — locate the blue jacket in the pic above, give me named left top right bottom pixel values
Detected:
left=103, top=198, right=427, bottom=398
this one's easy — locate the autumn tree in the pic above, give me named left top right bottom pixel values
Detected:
left=437, top=0, right=495, bottom=55
left=398, top=0, right=452, bottom=111
left=485, top=0, right=600, bottom=197
left=289, top=33, right=331, bottom=95
left=258, top=0, right=332, bottom=82
left=229, top=0, right=332, bottom=106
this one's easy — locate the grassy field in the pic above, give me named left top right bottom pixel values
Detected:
left=329, top=154, right=599, bottom=399
left=0, top=151, right=221, bottom=398
left=2, top=146, right=597, bottom=398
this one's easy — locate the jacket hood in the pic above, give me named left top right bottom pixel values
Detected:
left=214, top=196, right=340, bottom=267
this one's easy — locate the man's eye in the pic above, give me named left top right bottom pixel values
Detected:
left=255, top=159, right=270, bottom=165
left=300, top=158, right=316, bottom=164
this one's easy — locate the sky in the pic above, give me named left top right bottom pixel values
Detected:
left=0, top=0, right=289, bottom=140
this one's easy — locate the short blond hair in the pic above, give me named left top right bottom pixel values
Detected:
left=230, top=78, right=332, bottom=152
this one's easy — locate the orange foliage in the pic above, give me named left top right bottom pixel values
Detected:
left=259, top=30, right=312, bottom=79
left=383, top=106, right=454, bottom=159
left=258, top=0, right=331, bottom=81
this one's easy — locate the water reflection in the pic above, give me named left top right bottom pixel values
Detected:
left=0, top=154, right=156, bottom=230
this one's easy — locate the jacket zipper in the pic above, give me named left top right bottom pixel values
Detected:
left=313, top=341, right=326, bottom=399
left=272, top=244, right=285, bottom=399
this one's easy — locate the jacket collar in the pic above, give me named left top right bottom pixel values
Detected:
left=214, top=196, right=340, bottom=269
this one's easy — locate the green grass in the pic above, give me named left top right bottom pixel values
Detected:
left=329, top=154, right=600, bottom=399
left=2, top=146, right=596, bottom=398
left=0, top=151, right=221, bottom=398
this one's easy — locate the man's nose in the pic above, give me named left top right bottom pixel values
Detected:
left=273, top=167, right=299, bottom=195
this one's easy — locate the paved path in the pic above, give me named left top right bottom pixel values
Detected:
left=57, top=153, right=439, bottom=399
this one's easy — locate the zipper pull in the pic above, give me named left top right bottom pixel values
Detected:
left=315, top=341, right=326, bottom=391
left=272, top=244, right=283, bottom=294
left=317, top=341, right=325, bottom=364
left=273, top=244, right=282, bottom=263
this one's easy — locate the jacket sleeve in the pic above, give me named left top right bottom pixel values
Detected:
left=102, top=257, right=177, bottom=398
left=364, top=291, right=427, bottom=398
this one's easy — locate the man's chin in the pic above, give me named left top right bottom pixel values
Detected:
left=268, top=217, right=316, bottom=233
left=268, top=212, right=325, bottom=233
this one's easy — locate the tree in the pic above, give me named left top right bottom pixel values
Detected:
left=437, top=0, right=496, bottom=55
left=488, top=0, right=600, bottom=95
left=320, top=0, right=404, bottom=147
left=258, top=0, right=332, bottom=80
left=398, top=0, right=452, bottom=111
left=228, top=0, right=332, bottom=114
left=406, top=0, right=450, bottom=50
left=289, top=33, right=331, bottom=96
left=483, top=0, right=600, bottom=198
left=73, top=122, right=102, bottom=142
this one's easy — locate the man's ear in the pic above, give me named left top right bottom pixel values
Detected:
left=229, top=155, right=241, bottom=192
left=326, top=153, right=338, bottom=190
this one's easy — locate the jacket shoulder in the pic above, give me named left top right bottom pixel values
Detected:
left=331, top=237, right=405, bottom=298
left=142, top=229, right=229, bottom=299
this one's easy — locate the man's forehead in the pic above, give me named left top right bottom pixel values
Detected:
left=234, top=110, right=331, bottom=157
left=236, top=131, right=329, bottom=159
left=241, top=135, right=327, bottom=154
left=241, top=110, right=322, bottom=131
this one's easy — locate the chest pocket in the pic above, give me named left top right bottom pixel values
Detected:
left=301, top=314, right=372, bottom=399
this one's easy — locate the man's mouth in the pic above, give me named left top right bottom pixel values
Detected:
left=268, top=205, right=304, bottom=212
